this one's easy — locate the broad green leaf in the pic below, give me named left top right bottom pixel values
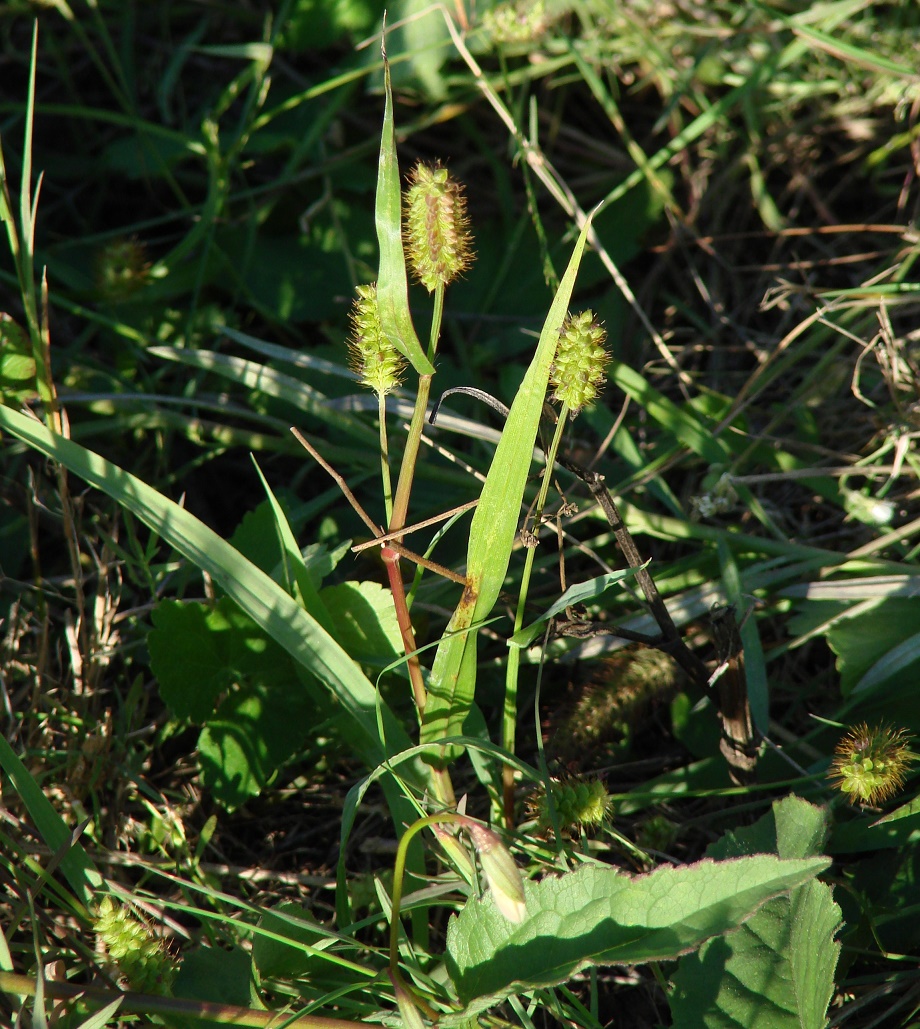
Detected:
left=670, top=880, right=840, bottom=1029
left=671, top=798, right=840, bottom=1029
left=173, top=944, right=251, bottom=1007
left=420, top=213, right=595, bottom=761
left=253, top=903, right=330, bottom=980
left=825, top=598, right=920, bottom=695
left=446, top=856, right=830, bottom=1007
left=148, top=599, right=252, bottom=722
left=321, top=581, right=402, bottom=668
left=198, top=675, right=310, bottom=809
left=374, top=51, right=433, bottom=375
left=148, top=597, right=324, bottom=808
left=0, top=405, right=419, bottom=782
left=0, top=313, right=37, bottom=402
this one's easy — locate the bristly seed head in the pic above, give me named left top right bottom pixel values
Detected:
left=404, top=162, right=473, bottom=292
left=829, top=722, right=915, bottom=805
left=347, top=283, right=406, bottom=396
left=532, top=775, right=614, bottom=835
left=550, top=311, right=608, bottom=414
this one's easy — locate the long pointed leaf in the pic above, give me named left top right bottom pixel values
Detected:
left=0, top=406, right=420, bottom=782
left=375, top=48, right=434, bottom=375
left=420, top=214, right=595, bottom=758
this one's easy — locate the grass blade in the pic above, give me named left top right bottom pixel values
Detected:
left=375, top=46, right=433, bottom=375
left=420, top=212, right=595, bottom=759
left=0, top=405, right=418, bottom=781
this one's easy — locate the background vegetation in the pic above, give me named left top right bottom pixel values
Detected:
left=2, top=0, right=920, bottom=1026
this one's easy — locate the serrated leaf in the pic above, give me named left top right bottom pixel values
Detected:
left=670, top=797, right=840, bottom=1029
left=198, top=676, right=310, bottom=808
left=321, top=580, right=401, bottom=667
left=709, top=795, right=830, bottom=862
left=670, top=880, right=840, bottom=1029
left=446, top=856, right=830, bottom=1007
left=149, top=598, right=288, bottom=723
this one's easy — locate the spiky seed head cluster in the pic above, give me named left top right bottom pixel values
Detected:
left=830, top=722, right=915, bottom=805
left=404, top=162, right=473, bottom=292
left=347, top=283, right=405, bottom=396
left=95, top=897, right=176, bottom=994
left=95, top=236, right=151, bottom=300
left=550, top=311, right=608, bottom=413
left=533, top=776, right=613, bottom=835
left=482, top=0, right=549, bottom=45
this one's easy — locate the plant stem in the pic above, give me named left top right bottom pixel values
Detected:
left=0, top=971, right=359, bottom=1029
left=389, top=811, right=466, bottom=1020
left=502, top=406, right=571, bottom=825
left=379, top=391, right=394, bottom=525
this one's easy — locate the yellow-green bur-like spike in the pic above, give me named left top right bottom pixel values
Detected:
left=347, top=283, right=406, bottom=396
left=550, top=310, right=608, bottom=413
left=404, top=162, right=473, bottom=292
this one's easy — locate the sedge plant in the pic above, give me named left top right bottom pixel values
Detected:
left=6, top=8, right=920, bottom=1028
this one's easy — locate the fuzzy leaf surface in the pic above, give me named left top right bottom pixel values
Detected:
left=446, top=856, right=829, bottom=1007
left=670, top=797, right=840, bottom=1029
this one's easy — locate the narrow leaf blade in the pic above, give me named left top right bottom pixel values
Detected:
left=375, top=49, right=433, bottom=375
left=420, top=213, right=595, bottom=755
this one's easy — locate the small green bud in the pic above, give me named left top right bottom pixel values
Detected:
left=404, top=163, right=473, bottom=292
left=533, top=776, right=613, bottom=835
left=347, top=283, right=406, bottom=396
left=432, top=823, right=477, bottom=882
left=550, top=311, right=608, bottom=413
left=830, top=722, right=915, bottom=805
left=466, top=823, right=527, bottom=923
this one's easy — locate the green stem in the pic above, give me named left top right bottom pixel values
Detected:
left=383, top=285, right=456, bottom=806
left=502, top=405, right=571, bottom=825
left=389, top=811, right=466, bottom=1020
left=388, top=282, right=444, bottom=537
left=379, top=392, right=394, bottom=525
left=0, top=970, right=359, bottom=1029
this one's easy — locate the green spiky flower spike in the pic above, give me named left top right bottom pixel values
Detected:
left=830, top=722, right=915, bottom=805
left=404, top=162, right=473, bottom=294
left=532, top=776, right=614, bottom=836
left=95, top=897, right=176, bottom=995
left=550, top=310, right=608, bottom=414
left=348, top=282, right=405, bottom=521
left=348, top=282, right=405, bottom=397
